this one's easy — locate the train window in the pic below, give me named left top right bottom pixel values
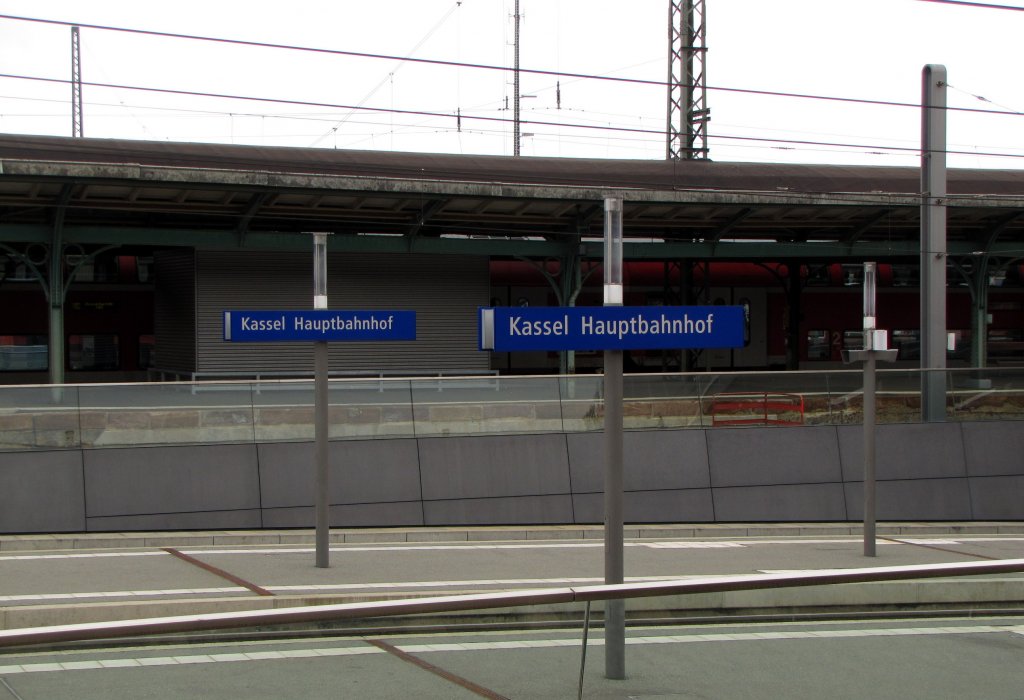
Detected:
left=68, top=334, right=119, bottom=371
left=843, top=330, right=864, bottom=351
left=805, top=266, right=831, bottom=287
left=988, top=329, right=1024, bottom=360
left=0, top=255, right=35, bottom=282
left=65, top=253, right=117, bottom=282
left=0, top=335, right=48, bottom=371
left=806, top=330, right=830, bottom=360
left=738, top=297, right=751, bottom=347
left=891, top=330, right=920, bottom=360
left=891, top=266, right=919, bottom=287
left=137, top=256, right=154, bottom=283
left=138, top=335, right=155, bottom=369
left=841, top=265, right=864, bottom=287
left=989, top=329, right=1023, bottom=343
left=948, top=330, right=970, bottom=360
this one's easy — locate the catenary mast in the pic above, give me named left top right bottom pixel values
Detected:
left=666, top=0, right=709, bottom=160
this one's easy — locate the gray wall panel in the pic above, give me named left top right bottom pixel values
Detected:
left=261, top=502, right=424, bottom=528
left=968, top=476, right=1024, bottom=519
left=842, top=479, right=973, bottom=521
left=83, top=444, right=260, bottom=517
left=713, top=483, right=848, bottom=521
left=707, top=426, right=841, bottom=487
left=86, top=510, right=262, bottom=532
left=418, top=434, right=570, bottom=501
left=330, top=502, right=424, bottom=528
left=0, top=451, right=85, bottom=533
left=423, top=495, right=574, bottom=525
left=258, top=439, right=421, bottom=508
left=566, top=430, right=710, bottom=493
left=961, top=421, right=1024, bottom=477
left=572, top=489, right=715, bottom=524
left=838, top=423, right=967, bottom=481
left=4, top=419, right=1021, bottom=533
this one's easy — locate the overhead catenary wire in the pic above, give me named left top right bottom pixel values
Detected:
left=4, top=72, right=1024, bottom=163
left=1, top=13, right=1023, bottom=165
left=913, top=0, right=1024, bottom=9
left=0, top=13, right=1022, bottom=121
left=7, top=91, right=1022, bottom=165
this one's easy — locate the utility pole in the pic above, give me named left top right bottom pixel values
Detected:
left=513, top=0, right=521, bottom=156
left=666, top=0, right=709, bottom=160
left=71, top=26, right=83, bottom=137
left=921, top=65, right=947, bottom=422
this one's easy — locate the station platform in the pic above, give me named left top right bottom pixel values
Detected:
left=3, top=522, right=1024, bottom=635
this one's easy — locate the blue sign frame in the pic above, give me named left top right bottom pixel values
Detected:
left=479, top=306, right=744, bottom=352
left=224, top=310, right=416, bottom=342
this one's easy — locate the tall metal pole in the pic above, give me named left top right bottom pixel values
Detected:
left=666, top=0, right=709, bottom=160
left=313, top=233, right=330, bottom=568
left=71, top=26, right=83, bottom=138
left=863, top=350, right=877, bottom=556
left=921, top=64, right=947, bottom=422
left=844, top=263, right=897, bottom=556
left=513, top=0, right=521, bottom=157
left=862, top=262, right=878, bottom=557
left=603, top=197, right=625, bottom=680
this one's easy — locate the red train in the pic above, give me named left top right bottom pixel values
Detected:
left=490, top=260, right=1024, bottom=372
left=0, top=253, right=154, bottom=382
left=2, top=252, right=1021, bottom=382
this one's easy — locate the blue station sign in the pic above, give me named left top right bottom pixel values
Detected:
left=479, top=306, right=745, bottom=352
left=223, top=310, right=416, bottom=342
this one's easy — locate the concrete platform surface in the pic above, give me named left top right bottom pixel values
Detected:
left=2, top=522, right=1024, bottom=633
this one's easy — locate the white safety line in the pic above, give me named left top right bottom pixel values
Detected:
left=0, top=588, right=245, bottom=603
left=0, top=645, right=382, bottom=675
left=0, top=551, right=167, bottom=561
left=642, top=541, right=745, bottom=549
left=2, top=535, right=1021, bottom=561
left=1, top=624, right=1022, bottom=676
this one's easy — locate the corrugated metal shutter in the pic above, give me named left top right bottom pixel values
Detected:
left=196, top=251, right=490, bottom=374
left=153, top=250, right=197, bottom=373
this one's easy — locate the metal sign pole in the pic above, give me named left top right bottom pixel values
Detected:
left=602, top=197, right=625, bottom=680
left=313, top=233, right=330, bottom=569
left=841, top=263, right=897, bottom=557
left=862, top=262, right=878, bottom=556
left=863, top=349, right=877, bottom=556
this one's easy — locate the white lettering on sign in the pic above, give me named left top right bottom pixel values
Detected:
left=240, top=315, right=286, bottom=332
left=508, top=314, right=570, bottom=337
left=294, top=314, right=395, bottom=334
left=580, top=312, right=715, bottom=340
left=504, top=312, right=718, bottom=341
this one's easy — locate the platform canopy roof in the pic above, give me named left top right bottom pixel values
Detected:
left=1, top=133, right=1023, bottom=261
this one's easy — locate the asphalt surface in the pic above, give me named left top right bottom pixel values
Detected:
left=3, top=523, right=1024, bottom=698
left=2, top=522, right=1024, bottom=628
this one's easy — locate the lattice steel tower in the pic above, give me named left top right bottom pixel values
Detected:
left=71, top=26, right=83, bottom=137
left=666, top=0, right=709, bottom=160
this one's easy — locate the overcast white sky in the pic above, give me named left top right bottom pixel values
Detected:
left=0, top=0, right=1021, bottom=168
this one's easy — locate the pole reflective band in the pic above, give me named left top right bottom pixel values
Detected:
left=604, top=198, right=623, bottom=306
left=313, top=232, right=329, bottom=310
left=479, top=308, right=495, bottom=350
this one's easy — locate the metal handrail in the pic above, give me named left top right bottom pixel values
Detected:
left=3, top=558, right=1024, bottom=648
